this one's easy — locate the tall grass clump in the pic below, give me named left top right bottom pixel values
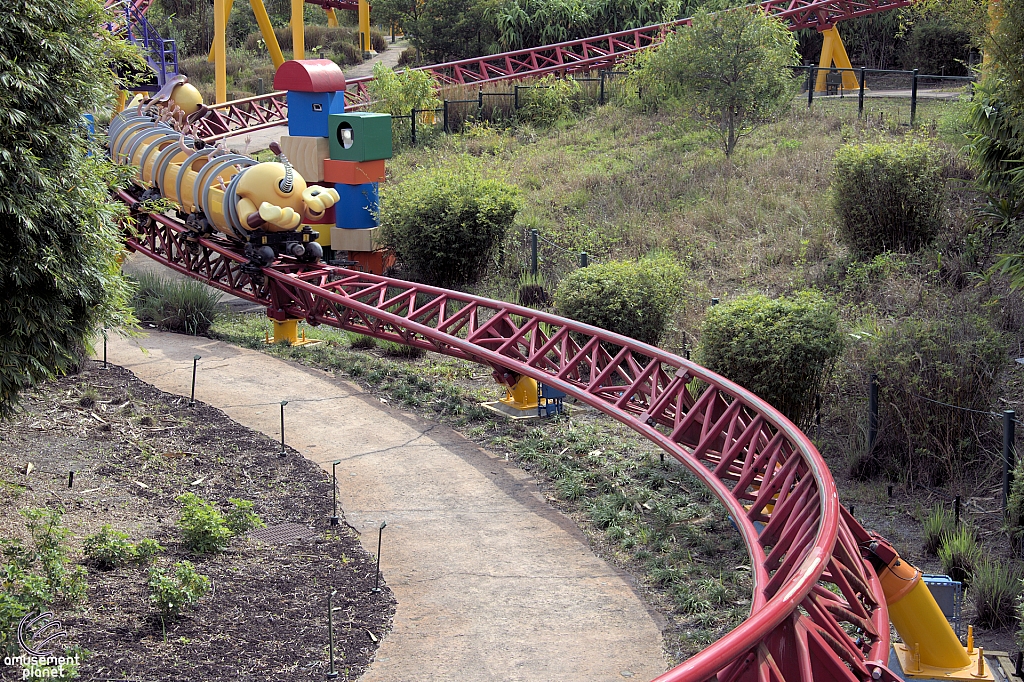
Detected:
left=938, top=524, right=981, bottom=586
left=857, top=313, right=1004, bottom=486
left=922, top=504, right=956, bottom=556
left=696, top=292, right=844, bottom=429
left=832, top=140, right=947, bottom=259
left=131, top=272, right=223, bottom=335
left=973, top=558, right=1022, bottom=629
left=380, top=158, right=520, bottom=288
left=1007, top=456, right=1024, bottom=549
left=553, top=254, right=688, bottom=347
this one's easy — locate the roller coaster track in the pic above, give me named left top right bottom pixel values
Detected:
left=192, top=0, right=913, bottom=140
left=118, top=188, right=902, bottom=682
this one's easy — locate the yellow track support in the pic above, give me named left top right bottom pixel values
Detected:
left=358, top=0, right=372, bottom=56
left=214, top=0, right=227, bottom=103
left=326, top=7, right=339, bottom=26
left=267, top=319, right=320, bottom=346
left=499, top=375, right=539, bottom=411
left=291, top=0, right=305, bottom=59
left=815, top=26, right=860, bottom=93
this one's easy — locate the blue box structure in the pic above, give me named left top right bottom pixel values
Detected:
left=287, top=91, right=345, bottom=138
left=334, top=182, right=379, bottom=229
left=923, top=574, right=963, bottom=638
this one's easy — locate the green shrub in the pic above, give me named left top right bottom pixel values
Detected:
left=973, top=558, right=1022, bottom=629
left=380, top=340, right=427, bottom=358
left=134, top=538, right=163, bottom=565
left=176, top=493, right=232, bottom=554
left=148, top=560, right=210, bottom=618
left=922, top=504, right=956, bottom=556
left=380, top=159, right=520, bottom=288
left=131, top=272, right=223, bottom=335
left=862, top=314, right=1005, bottom=486
left=1007, top=456, right=1024, bottom=549
left=224, top=498, right=265, bottom=536
left=901, top=19, right=971, bottom=76
left=938, top=524, right=981, bottom=586
left=517, top=74, right=582, bottom=126
left=553, top=255, right=688, bottom=348
left=346, top=332, right=378, bottom=350
left=831, top=140, right=946, bottom=259
left=84, top=526, right=134, bottom=570
left=696, top=292, right=844, bottom=429
left=368, top=62, right=440, bottom=116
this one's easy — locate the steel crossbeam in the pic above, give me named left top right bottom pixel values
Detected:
left=119, top=190, right=902, bottom=682
left=189, top=0, right=911, bottom=141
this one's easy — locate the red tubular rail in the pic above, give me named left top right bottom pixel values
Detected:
left=192, top=0, right=912, bottom=140
left=118, top=190, right=903, bottom=682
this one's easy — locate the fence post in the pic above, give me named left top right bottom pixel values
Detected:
left=1005, top=410, right=1015, bottom=514
left=514, top=85, right=519, bottom=109
left=910, top=69, right=919, bottom=126
left=411, top=108, right=417, bottom=145
left=868, top=373, right=878, bottom=450
left=580, top=252, right=588, bottom=268
left=599, top=71, right=606, bottom=106
left=478, top=87, right=484, bottom=118
left=858, top=68, right=866, bottom=117
left=530, top=229, right=539, bottom=277
left=807, top=66, right=815, bottom=108
left=443, top=100, right=449, bottom=134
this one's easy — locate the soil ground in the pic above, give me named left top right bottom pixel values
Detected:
left=0, top=362, right=394, bottom=681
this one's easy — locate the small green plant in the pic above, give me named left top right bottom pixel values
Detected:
left=696, top=292, right=844, bottom=429
left=224, top=498, right=265, bottom=536
left=938, top=525, right=981, bottom=586
left=553, top=254, right=689, bottom=347
left=831, top=140, right=947, bottom=259
left=379, top=340, right=427, bottom=359
left=131, top=272, right=223, bottom=335
left=134, top=538, right=163, bottom=565
left=176, top=493, right=232, bottom=554
left=83, top=525, right=136, bottom=570
left=148, top=560, right=210, bottom=619
left=973, top=558, right=1022, bottom=629
left=1006, top=456, right=1024, bottom=549
left=346, top=332, right=377, bottom=350
left=922, top=504, right=956, bottom=556
left=380, top=158, right=520, bottom=288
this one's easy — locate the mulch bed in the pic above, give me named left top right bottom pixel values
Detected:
left=0, top=361, right=395, bottom=681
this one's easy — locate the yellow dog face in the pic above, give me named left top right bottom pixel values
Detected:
left=234, top=162, right=340, bottom=232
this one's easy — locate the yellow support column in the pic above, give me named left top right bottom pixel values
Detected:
left=291, top=0, right=305, bottom=59
left=214, top=0, right=227, bottom=103
left=207, top=0, right=235, bottom=63
left=115, top=90, right=128, bottom=114
left=250, top=0, right=286, bottom=68
left=326, top=8, right=339, bottom=27
left=358, top=0, right=372, bottom=56
left=814, top=26, right=860, bottom=93
left=268, top=319, right=319, bottom=346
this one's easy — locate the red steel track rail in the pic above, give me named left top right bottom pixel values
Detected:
left=192, top=0, right=912, bottom=141
left=119, top=190, right=902, bottom=682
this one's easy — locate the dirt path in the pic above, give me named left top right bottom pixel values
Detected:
left=98, top=330, right=668, bottom=682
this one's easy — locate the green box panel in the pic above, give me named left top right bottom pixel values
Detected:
left=329, top=112, right=393, bottom=162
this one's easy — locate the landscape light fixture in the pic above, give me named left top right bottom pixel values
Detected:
left=330, top=460, right=341, bottom=526
left=103, top=329, right=108, bottom=368
left=326, top=589, right=338, bottom=679
left=190, top=355, right=201, bottom=406
left=372, top=520, right=387, bottom=593
left=279, top=400, right=289, bottom=457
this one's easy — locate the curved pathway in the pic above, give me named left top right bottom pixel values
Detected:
left=99, top=330, right=668, bottom=681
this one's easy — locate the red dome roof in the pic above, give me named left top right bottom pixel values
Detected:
left=273, top=59, right=347, bottom=93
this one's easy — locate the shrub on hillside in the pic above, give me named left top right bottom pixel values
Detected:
left=832, top=140, right=946, bottom=258
left=517, top=75, right=582, bottom=126
left=553, top=255, right=688, bottom=348
left=696, top=292, right=844, bottom=429
left=859, top=314, right=1004, bottom=486
left=1005, top=455, right=1024, bottom=549
left=380, top=159, right=520, bottom=288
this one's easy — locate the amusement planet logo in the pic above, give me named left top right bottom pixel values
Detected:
left=3, top=611, right=79, bottom=679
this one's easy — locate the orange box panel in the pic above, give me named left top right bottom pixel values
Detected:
left=323, top=159, right=386, bottom=185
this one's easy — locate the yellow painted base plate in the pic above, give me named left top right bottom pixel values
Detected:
left=479, top=400, right=539, bottom=420
left=893, top=644, right=994, bottom=681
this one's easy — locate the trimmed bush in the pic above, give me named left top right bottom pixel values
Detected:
left=380, top=159, right=520, bottom=288
left=148, top=560, right=210, bottom=619
left=224, top=498, right=265, bottom=536
left=696, top=292, right=844, bottom=429
left=176, top=493, right=232, bottom=554
left=83, top=525, right=163, bottom=570
left=553, top=254, right=689, bottom=347
left=861, top=314, right=1005, bottom=486
left=832, top=140, right=946, bottom=259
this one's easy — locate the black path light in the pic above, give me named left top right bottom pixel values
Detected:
left=189, top=355, right=201, bottom=406
left=330, top=460, right=341, bottom=526
left=372, top=520, right=387, bottom=593
left=279, top=400, right=289, bottom=457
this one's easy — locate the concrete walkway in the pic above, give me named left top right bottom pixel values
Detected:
left=99, top=330, right=668, bottom=682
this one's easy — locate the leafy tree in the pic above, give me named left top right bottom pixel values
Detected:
left=0, top=0, right=139, bottom=419
left=368, top=63, right=441, bottom=116
left=409, top=0, right=498, bottom=62
left=645, top=4, right=799, bottom=156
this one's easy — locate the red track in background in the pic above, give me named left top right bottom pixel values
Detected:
left=119, top=189, right=903, bottom=682
left=193, top=0, right=912, bottom=140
